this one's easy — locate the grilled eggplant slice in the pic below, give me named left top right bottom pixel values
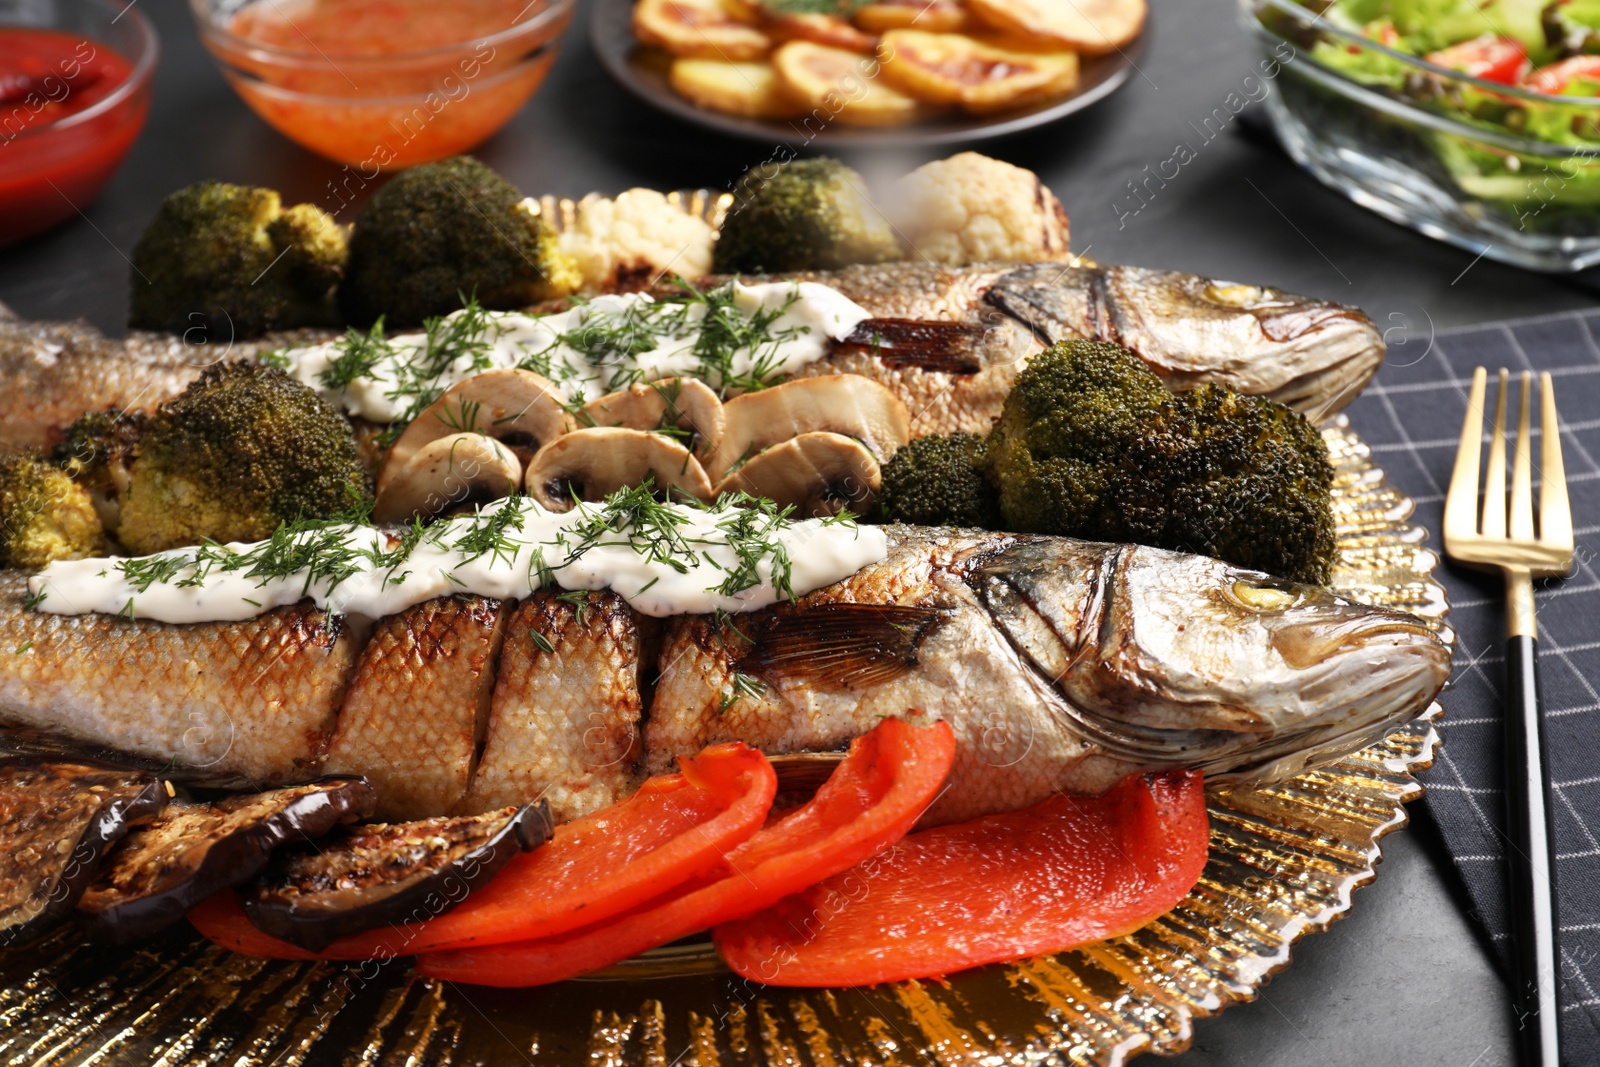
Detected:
left=78, top=777, right=376, bottom=942
left=241, top=803, right=553, bottom=951
left=0, top=759, right=167, bottom=948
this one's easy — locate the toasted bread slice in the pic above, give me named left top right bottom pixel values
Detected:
left=635, top=0, right=771, bottom=60
left=771, top=40, right=934, bottom=125
left=966, top=0, right=1145, bottom=54
left=670, top=57, right=806, bottom=117
left=879, top=30, right=1078, bottom=113
left=854, top=0, right=969, bottom=34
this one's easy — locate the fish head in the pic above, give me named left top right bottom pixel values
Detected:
left=983, top=264, right=1385, bottom=420
left=971, top=540, right=1451, bottom=786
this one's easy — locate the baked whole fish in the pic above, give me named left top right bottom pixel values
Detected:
left=0, top=263, right=1383, bottom=449
left=0, top=527, right=1449, bottom=826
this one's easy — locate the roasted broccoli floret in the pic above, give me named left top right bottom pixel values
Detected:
left=1099, top=386, right=1337, bottom=585
left=983, top=339, right=1337, bottom=584
left=0, top=452, right=108, bottom=569
left=713, top=157, right=901, bottom=274
left=339, top=156, right=580, bottom=328
left=51, top=408, right=148, bottom=529
left=116, top=362, right=370, bottom=554
left=982, top=340, right=1170, bottom=534
left=129, top=181, right=347, bottom=338
left=875, top=433, right=999, bottom=527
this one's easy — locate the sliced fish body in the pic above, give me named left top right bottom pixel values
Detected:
left=462, top=590, right=644, bottom=823
left=0, top=315, right=203, bottom=451
left=0, top=527, right=1449, bottom=825
left=0, top=261, right=1382, bottom=448
left=321, top=596, right=507, bottom=820
left=0, top=573, right=354, bottom=782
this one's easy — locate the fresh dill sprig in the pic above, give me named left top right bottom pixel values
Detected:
left=717, top=671, right=766, bottom=714
left=372, top=295, right=504, bottom=445
left=676, top=279, right=805, bottom=396
left=561, top=480, right=697, bottom=576
left=555, top=589, right=592, bottom=627
left=318, top=319, right=394, bottom=390
left=453, top=498, right=528, bottom=568
left=710, top=490, right=797, bottom=601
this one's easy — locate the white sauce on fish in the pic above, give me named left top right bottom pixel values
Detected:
left=283, top=282, right=872, bottom=423
left=27, top=496, right=887, bottom=625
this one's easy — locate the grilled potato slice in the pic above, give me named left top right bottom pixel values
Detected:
left=765, top=13, right=879, bottom=53
left=670, top=57, right=806, bottom=117
left=634, top=0, right=771, bottom=60
left=771, top=40, right=933, bottom=125
left=854, top=0, right=969, bottom=33
left=879, top=30, right=1079, bottom=113
left=966, top=0, right=1145, bottom=54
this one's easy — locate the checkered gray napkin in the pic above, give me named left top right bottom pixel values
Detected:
left=1341, top=309, right=1600, bottom=1061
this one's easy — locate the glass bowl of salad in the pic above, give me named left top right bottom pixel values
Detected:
left=189, top=0, right=575, bottom=170
left=1244, top=0, right=1600, bottom=272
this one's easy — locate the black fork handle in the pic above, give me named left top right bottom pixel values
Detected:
left=1506, top=633, right=1561, bottom=1067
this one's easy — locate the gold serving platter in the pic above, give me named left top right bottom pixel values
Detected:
left=0, top=414, right=1450, bottom=1066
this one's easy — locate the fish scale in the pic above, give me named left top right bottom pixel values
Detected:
left=0, top=262, right=1383, bottom=451
left=321, top=594, right=507, bottom=819
left=0, top=527, right=1449, bottom=827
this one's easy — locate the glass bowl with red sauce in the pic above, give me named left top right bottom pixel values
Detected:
left=190, top=0, right=575, bottom=170
left=0, top=0, right=156, bottom=246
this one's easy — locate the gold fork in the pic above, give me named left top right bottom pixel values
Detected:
left=1443, top=367, right=1575, bottom=1067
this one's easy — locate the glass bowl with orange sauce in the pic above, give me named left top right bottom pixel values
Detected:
left=189, top=0, right=576, bottom=170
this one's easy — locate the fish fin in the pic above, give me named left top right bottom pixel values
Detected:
left=983, top=265, right=1106, bottom=346
left=742, top=604, right=943, bottom=689
left=834, top=319, right=985, bottom=374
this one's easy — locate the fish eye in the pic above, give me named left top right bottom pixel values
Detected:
left=1228, top=580, right=1299, bottom=612
left=1203, top=282, right=1266, bottom=307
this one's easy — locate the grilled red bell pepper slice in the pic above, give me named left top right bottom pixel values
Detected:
left=416, top=716, right=957, bottom=987
left=1524, top=55, right=1600, bottom=96
left=1425, top=34, right=1528, bottom=85
left=714, top=770, right=1208, bottom=987
left=189, top=742, right=778, bottom=960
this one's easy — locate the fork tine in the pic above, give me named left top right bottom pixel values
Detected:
left=1483, top=369, right=1510, bottom=540
left=1444, top=367, right=1488, bottom=543
left=1540, top=371, right=1574, bottom=554
left=1511, top=372, right=1535, bottom=542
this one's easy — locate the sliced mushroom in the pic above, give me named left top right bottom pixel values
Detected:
left=708, top=375, right=911, bottom=483
left=373, top=433, right=523, bottom=524
left=377, top=370, right=571, bottom=497
left=525, top=427, right=716, bottom=511
left=582, top=378, right=727, bottom=460
left=714, top=431, right=882, bottom=518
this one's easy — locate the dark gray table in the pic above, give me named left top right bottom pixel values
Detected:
left=2, top=0, right=1581, bottom=1062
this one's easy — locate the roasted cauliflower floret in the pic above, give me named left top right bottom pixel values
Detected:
left=556, top=188, right=718, bottom=292
left=339, top=156, right=581, bottom=328
left=713, top=157, right=901, bottom=274
left=875, top=432, right=999, bottom=528
left=116, top=362, right=370, bottom=555
left=0, top=452, right=108, bottom=569
left=890, top=152, right=1071, bottom=264
left=128, top=181, right=347, bottom=338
